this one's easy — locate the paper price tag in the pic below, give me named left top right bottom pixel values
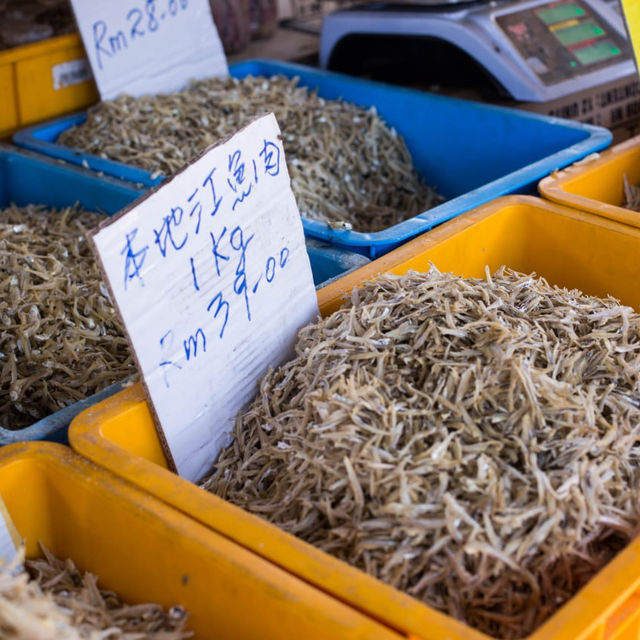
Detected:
left=92, top=114, right=319, bottom=482
left=52, top=59, right=93, bottom=91
left=69, top=0, right=228, bottom=100
left=0, top=494, right=20, bottom=564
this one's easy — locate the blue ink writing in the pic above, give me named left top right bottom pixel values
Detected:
left=190, top=257, right=200, bottom=292
left=184, top=328, right=206, bottom=360
left=93, top=21, right=129, bottom=71
left=207, top=293, right=230, bottom=339
left=145, top=0, right=159, bottom=31
left=187, top=187, right=202, bottom=234
left=260, top=139, right=281, bottom=176
left=159, top=330, right=182, bottom=389
left=252, top=246, right=290, bottom=294
left=230, top=225, right=254, bottom=322
left=121, top=228, right=149, bottom=290
left=90, top=1, right=190, bottom=70
left=202, top=167, right=223, bottom=217
left=153, top=206, right=187, bottom=257
left=227, top=150, right=253, bottom=211
left=265, top=256, right=276, bottom=282
left=210, top=227, right=229, bottom=277
left=127, top=9, right=144, bottom=38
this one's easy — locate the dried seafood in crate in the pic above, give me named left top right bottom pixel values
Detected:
left=0, top=204, right=134, bottom=429
left=204, top=266, right=640, bottom=639
left=0, top=545, right=189, bottom=638
left=623, top=174, right=640, bottom=212
left=0, top=0, right=75, bottom=50
left=58, top=75, right=442, bottom=233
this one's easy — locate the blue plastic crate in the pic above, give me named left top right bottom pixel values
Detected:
left=0, top=146, right=368, bottom=444
left=14, top=59, right=612, bottom=258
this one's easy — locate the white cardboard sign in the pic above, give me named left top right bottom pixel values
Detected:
left=92, top=114, right=319, bottom=482
left=69, top=0, right=228, bottom=100
left=0, top=495, right=19, bottom=564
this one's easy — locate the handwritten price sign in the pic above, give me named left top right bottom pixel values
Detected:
left=92, top=115, right=319, bottom=481
left=0, top=494, right=20, bottom=564
left=70, top=0, right=227, bottom=100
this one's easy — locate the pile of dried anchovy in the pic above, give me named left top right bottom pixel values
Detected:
left=58, top=75, right=441, bottom=232
left=204, top=267, right=640, bottom=639
left=0, top=205, right=134, bottom=429
left=623, top=175, right=640, bottom=212
left=0, top=0, right=75, bottom=50
left=0, top=545, right=189, bottom=638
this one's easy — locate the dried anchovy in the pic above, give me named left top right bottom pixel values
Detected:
left=0, top=0, right=75, bottom=50
left=0, top=204, right=135, bottom=429
left=204, top=267, right=640, bottom=640
left=58, top=75, right=442, bottom=232
left=623, top=174, right=640, bottom=212
left=0, top=545, right=190, bottom=638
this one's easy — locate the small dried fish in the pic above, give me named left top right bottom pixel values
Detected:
left=58, top=75, right=442, bottom=232
left=0, top=204, right=135, bottom=429
left=0, top=545, right=190, bottom=638
left=0, top=0, right=74, bottom=50
left=623, top=174, right=640, bottom=211
left=203, top=266, right=640, bottom=639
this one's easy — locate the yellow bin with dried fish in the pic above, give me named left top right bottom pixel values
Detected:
left=70, top=195, right=640, bottom=640
left=539, top=134, right=640, bottom=227
left=0, top=442, right=403, bottom=639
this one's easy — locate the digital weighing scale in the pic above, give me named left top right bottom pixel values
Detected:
left=320, top=0, right=640, bottom=135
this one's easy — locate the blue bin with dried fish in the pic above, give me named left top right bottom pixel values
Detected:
left=14, top=59, right=612, bottom=258
left=0, top=146, right=369, bottom=444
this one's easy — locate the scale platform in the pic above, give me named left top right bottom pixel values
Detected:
left=320, top=0, right=640, bottom=133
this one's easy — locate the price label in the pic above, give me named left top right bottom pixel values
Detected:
left=69, top=0, right=228, bottom=100
left=0, top=494, right=20, bottom=564
left=621, top=1, right=640, bottom=75
left=92, top=114, right=319, bottom=482
left=52, top=59, right=93, bottom=91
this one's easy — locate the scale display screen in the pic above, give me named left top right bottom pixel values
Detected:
left=496, top=0, right=630, bottom=86
left=573, top=40, right=623, bottom=64
left=553, top=20, right=604, bottom=46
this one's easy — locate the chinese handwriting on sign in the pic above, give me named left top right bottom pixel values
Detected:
left=91, top=113, right=319, bottom=480
left=118, top=134, right=286, bottom=389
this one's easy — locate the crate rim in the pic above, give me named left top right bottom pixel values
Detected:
left=0, top=32, right=83, bottom=64
left=539, top=132, right=640, bottom=227
left=13, top=58, right=613, bottom=258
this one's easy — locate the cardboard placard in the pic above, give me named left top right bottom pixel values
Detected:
left=0, top=495, right=20, bottom=564
left=69, top=0, right=228, bottom=100
left=92, top=114, right=319, bottom=482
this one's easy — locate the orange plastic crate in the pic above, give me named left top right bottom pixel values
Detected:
left=71, top=195, right=640, bottom=640
left=539, top=134, right=640, bottom=228
left=0, top=34, right=97, bottom=138
left=0, top=442, right=403, bottom=640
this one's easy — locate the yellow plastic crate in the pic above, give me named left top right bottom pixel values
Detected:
left=0, top=442, right=402, bottom=640
left=539, top=134, right=640, bottom=228
left=70, top=195, right=640, bottom=640
left=0, top=34, right=98, bottom=139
